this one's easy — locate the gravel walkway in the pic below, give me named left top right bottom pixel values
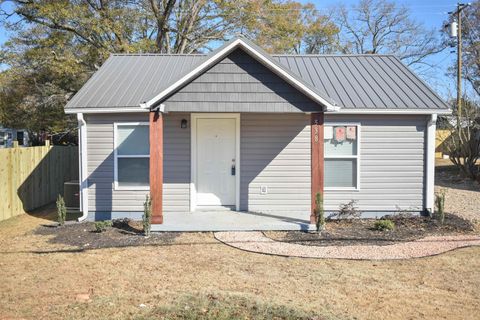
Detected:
left=215, top=231, right=480, bottom=260
left=435, top=162, right=479, bottom=225
left=435, top=185, right=480, bottom=225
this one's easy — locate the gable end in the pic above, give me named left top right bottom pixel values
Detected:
left=162, top=48, right=323, bottom=113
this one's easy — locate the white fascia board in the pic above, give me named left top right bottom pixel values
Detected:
left=331, top=109, right=451, bottom=115
left=140, top=38, right=336, bottom=111
left=65, top=107, right=147, bottom=114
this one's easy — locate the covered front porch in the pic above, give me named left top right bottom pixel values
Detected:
left=149, top=111, right=324, bottom=228
left=151, top=210, right=315, bottom=232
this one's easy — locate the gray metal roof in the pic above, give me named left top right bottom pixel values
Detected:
left=274, top=54, right=448, bottom=110
left=65, top=46, right=449, bottom=112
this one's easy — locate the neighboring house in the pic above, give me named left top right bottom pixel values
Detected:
left=65, top=36, right=450, bottom=228
left=0, top=126, right=29, bottom=148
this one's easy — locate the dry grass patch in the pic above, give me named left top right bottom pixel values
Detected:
left=0, top=211, right=479, bottom=320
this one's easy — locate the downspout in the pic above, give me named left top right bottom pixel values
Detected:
left=77, top=113, right=89, bottom=222
left=425, top=114, right=437, bottom=214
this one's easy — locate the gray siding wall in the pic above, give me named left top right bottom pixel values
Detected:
left=163, top=48, right=321, bottom=113
left=324, top=114, right=427, bottom=213
left=85, top=112, right=427, bottom=218
left=163, top=113, right=190, bottom=212
left=86, top=113, right=148, bottom=213
left=85, top=112, right=190, bottom=214
left=240, top=113, right=311, bottom=217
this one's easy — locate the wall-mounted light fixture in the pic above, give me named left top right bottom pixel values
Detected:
left=181, top=119, right=188, bottom=129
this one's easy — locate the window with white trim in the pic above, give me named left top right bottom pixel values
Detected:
left=324, top=124, right=359, bottom=190
left=114, top=123, right=149, bottom=189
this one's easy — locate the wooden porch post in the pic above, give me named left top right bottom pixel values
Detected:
left=150, top=111, right=163, bottom=224
left=311, top=113, right=324, bottom=224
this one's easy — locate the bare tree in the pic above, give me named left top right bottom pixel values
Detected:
left=444, top=98, right=480, bottom=183
left=453, top=1, right=479, bottom=96
left=334, top=0, right=444, bottom=68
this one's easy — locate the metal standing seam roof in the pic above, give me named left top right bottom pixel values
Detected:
left=65, top=47, right=449, bottom=111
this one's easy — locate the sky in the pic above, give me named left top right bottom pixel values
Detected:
left=0, top=0, right=467, bottom=99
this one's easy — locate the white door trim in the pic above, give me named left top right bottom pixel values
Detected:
left=190, top=113, right=241, bottom=212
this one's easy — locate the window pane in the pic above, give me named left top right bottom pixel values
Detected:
left=117, top=125, right=149, bottom=155
left=118, top=158, right=149, bottom=187
left=325, top=159, right=357, bottom=188
left=324, top=126, right=357, bottom=156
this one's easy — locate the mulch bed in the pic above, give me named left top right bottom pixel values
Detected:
left=34, top=219, right=180, bottom=250
left=265, top=214, right=477, bottom=247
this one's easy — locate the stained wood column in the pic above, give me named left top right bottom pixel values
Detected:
left=311, top=113, right=324, bottom=224
left=150, top=111, right=163, bottom=224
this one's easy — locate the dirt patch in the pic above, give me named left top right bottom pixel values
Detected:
left=34, top=219, right=180, bottom=250
left=265, top=214, right=476, bottom=247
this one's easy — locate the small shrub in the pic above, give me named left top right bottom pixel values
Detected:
left=373, top=219, right=395, bottom=231
left=94, top=220, right=112, bottom=233
left=335, top=200, right=360, bottom=219
left=315, top=192, right=325, bottom=232
left=143, top=194, right=152, bottom=237
left=56, top=195, right=66, bottom=226
left=435, top=190, right=446, bottom=224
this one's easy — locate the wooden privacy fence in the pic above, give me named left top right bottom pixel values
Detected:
left=0, top=142, right=78, bottom=222
left=436, top=129, right=451, bottom=159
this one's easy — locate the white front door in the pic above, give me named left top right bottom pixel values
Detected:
left=196, top=118, right=236, bottom=206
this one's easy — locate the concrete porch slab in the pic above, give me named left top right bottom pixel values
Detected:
left=151, top=211, right=315, bottom=232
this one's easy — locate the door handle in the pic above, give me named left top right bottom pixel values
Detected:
left=231, top=164, right=236, bottom=176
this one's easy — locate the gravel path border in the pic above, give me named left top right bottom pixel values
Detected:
left=214, top=231, right=480, bottom=260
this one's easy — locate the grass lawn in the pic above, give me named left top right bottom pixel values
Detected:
left=0, top=164, right=478, bottom=320
left=0, top=210, right=479, bottom=320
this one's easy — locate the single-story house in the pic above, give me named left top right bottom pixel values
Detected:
left=0, top=126, right=29, bottom=148
left=65, top=36, right=450, bottom=230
